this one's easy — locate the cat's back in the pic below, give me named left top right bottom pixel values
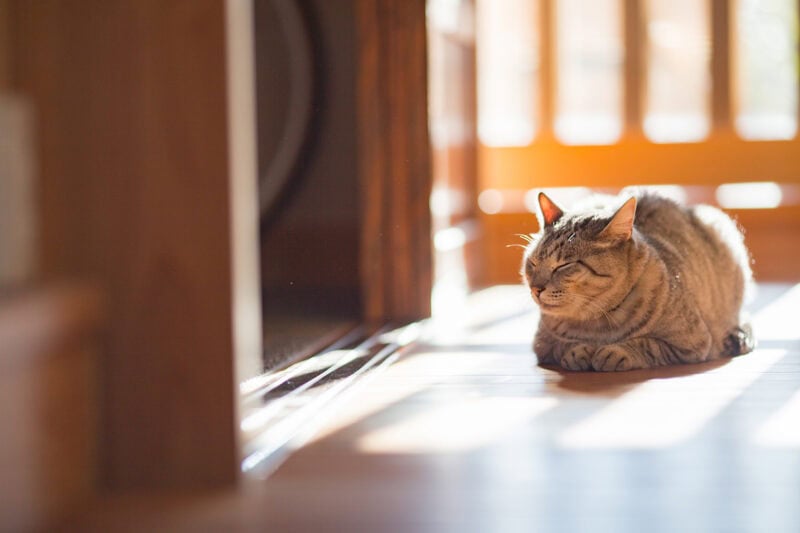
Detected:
left=630, top=191, right=748, bottom=275
left=630, top=192, right=691, bottom=236
left=626, top=192, right=703, bottom=265
left=628, top=191, right=750, bottom=343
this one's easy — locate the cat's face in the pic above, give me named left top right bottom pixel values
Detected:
left=522, top=193, right=636, bottom=320
left=523, top=234, right=622, bottom=319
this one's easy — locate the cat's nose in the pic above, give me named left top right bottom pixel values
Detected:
left=531, top=285, right=545, bottom=298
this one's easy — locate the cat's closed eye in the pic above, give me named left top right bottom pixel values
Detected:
left=554, top=262, right=577, bottom=273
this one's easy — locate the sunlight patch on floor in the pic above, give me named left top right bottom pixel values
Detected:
left=308, top=348, right=491, bottom=444
left=754, top=388, right=800, bottom=448
left=557, top=349, right=788, bottom=449
left=357, top=396, right=558, bottom=454
left=752, top=283, right=800, bottom=341
left=431, top=284, right=537, bottom=346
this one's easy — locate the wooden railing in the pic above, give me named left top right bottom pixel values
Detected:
left=480, top=0, right=800, bottom=190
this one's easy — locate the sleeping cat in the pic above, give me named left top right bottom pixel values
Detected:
left=522, top=189, right=754, bottom=372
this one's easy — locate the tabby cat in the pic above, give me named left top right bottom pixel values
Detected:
left=522, top=189, right=754, bottom=372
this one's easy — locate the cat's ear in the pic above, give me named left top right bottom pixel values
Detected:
left=600, top=196, right=637, bottom=241
left=537, top=192, right=564, bottom=228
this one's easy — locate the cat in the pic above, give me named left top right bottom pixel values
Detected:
left=522, top=189, right=755, bottom=372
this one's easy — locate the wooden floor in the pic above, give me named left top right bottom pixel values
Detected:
left=79, top=283, right=800, bottom=532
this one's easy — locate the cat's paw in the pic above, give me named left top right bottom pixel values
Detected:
left=722, top=324, right=755, bottom=357
left=560, top=343, right=595, bottom=371
left=591, top=344, right=643, bottom=372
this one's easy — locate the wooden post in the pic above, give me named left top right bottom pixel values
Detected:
left=539, top=0, right=556, bottom=140
left=623, top=0, right=644, bottom=137
left=10, top=0, right=261, bottom=488
left=356, top=0, right=433, bottom=322
left=711, top=0, right=732, bottom=131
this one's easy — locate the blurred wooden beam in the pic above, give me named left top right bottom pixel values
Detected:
left=0, top=0, right=10, bottom=89
left=711, top=0, right=732, bottom=130
left=0, top=285, right=103, bottom=531
left=10, top=0, right=261, bottom=489
left=356, top=0, right=433, bottom=322
left=623, top=0, right=643, bottom=137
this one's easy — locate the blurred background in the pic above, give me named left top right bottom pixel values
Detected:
left=428, top=0, right=800, bottom=315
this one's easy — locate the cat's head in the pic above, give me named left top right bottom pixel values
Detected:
left=522, top=192, right=637, bottom=320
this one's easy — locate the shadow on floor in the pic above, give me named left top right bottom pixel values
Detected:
left=546, top=357, right=732, bottom=397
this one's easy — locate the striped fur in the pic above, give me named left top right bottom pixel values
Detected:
left=523, top=189, right=754, bottom=372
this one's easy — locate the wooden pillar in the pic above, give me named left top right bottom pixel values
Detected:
left=539, top=0, right=556, bottom=139
left=711, top=0, right=732, bottom=131
left=356, top=0, right=433, bottom=322
left=0, top=0, right=10, bottom=90
left=10, top=0, right=261, bottom=488
left=623, top=0, right=644, bottom=137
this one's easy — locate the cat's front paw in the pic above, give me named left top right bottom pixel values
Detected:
left=560, top=343, right=595, bottom=371
left=592, top=344, right=644, bottom=372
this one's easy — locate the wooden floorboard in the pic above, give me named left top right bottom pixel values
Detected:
left=77, top=283, right=800, bottom=532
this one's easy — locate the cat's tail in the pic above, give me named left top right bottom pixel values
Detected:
left=722, top=323, right=756, bottom=357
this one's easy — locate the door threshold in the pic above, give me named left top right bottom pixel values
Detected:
left=239, top=321, right=422, bottom=477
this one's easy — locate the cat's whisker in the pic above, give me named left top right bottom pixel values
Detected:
left=514, top=233, right=536, bottom=244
